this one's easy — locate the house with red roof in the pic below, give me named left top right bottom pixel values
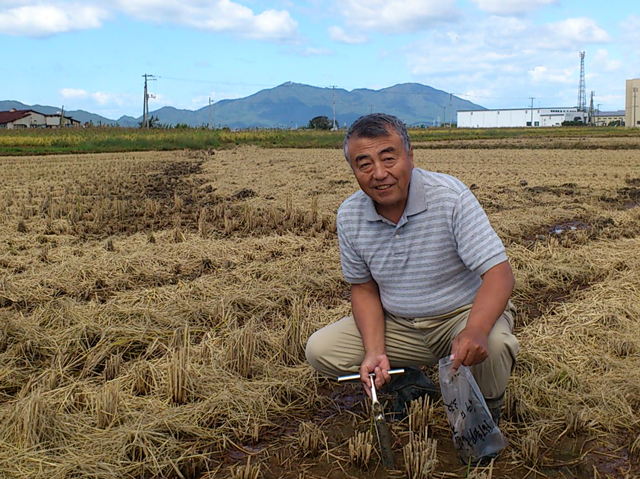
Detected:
left=0, top=109, right=81, bottom=129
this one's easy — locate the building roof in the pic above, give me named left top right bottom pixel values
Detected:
left=458, top=107, right=580, bottom=113
left=593, top=110, right=625, bottom=117
left=0, top=108, right=79, bottom=125
left=0, top=109, right=32, bottom=125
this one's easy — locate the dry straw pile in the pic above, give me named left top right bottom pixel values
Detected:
left=1, top=142, right=640, bottom=478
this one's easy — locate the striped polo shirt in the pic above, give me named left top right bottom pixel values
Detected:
left=337, top=168, right=508, bottom=318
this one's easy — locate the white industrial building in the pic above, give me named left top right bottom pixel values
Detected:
left=457, top=107, right=586, bottom=128
left=626, top=78, right=640, bottom=128
left=592, top=110, right=625, bottom=126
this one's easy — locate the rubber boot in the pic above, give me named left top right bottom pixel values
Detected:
left=484, top=392, right=504, bottom=427
left=383, top=367, right=439, bottom=419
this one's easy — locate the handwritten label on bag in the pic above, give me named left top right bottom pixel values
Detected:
left=438, top=357, right=508, bottom=462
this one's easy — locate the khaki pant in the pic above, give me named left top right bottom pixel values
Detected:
left=305, top=302, right=519, bottom=400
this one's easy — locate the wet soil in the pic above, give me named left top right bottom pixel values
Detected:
left=216, top=381, right=638, bottom=479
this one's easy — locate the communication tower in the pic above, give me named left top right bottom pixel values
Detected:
left=577, top=52, right=586, bottom=113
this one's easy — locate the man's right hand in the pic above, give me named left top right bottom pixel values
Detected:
left=359, top=352, right=392, bottom=397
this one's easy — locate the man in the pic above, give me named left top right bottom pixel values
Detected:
left=306, top=113, right=518, bottom=434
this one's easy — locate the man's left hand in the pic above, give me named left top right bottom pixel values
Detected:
left=450, top=327, right=489, bottom=372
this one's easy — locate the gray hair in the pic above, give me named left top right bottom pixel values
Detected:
left=343, top=113, right=411, bottom=162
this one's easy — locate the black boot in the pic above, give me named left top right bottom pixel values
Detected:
left=484, top=393, right=504, bottom=427
left=384, top=367, right=439, bottom=419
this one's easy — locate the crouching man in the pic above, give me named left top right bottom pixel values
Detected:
left=306, top=113, right=519, bottom=459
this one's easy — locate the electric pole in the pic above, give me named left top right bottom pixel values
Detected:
left=59, top=105, right=64, bottom=127
left=449, top=93, right=453, bottom=127
left=331, top=85, right=337, bottom=129
left=589, top=91, right=595, bottom=125
left=529, top=97, right=535, bottom=127
left=209, top=97, right=213, bottom=129
left=632, top=87, right=638, bottom=127
left=142, top=74, right=156, bottom=128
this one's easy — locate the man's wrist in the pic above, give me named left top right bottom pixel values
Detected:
left=464, top=315, right=494, bottom=336
left=364, top=347, right=386, bottom=357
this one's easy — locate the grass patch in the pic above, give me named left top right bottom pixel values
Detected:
left=2, top=126, right=639, bottom=155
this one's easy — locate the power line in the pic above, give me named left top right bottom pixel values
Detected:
left=157, top=75, right=545, bottom=101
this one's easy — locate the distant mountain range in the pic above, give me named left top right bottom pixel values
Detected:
left=1, top=82, right=485, bottom=129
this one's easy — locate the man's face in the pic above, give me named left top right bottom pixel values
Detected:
left=346, top=129, right=414, bottom=220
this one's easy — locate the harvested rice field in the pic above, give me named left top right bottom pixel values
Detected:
left=1, top=141, right=640, bottom=479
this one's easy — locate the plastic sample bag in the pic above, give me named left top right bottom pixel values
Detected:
left=438, top=357, right=508, bottom=463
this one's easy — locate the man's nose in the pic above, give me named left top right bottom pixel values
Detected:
left=372, top=161, right=387, bottom=180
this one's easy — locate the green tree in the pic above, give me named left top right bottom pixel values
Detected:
left=139, top=115, right=160, bottom=128
left=308, top=115, right=332, bottom=130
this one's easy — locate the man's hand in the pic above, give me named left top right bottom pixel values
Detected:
left=351, top=280, right=390, bottom=397
left=449, top=261, right=515, bottom=372
left=360, top=351, right=391, bottom=397
left=450, top=327, right=489, bottom=372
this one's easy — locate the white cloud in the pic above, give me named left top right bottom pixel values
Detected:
left=0, top=0, right=298, bottom=41
left=302, top=47, right=333, bottom=56
left=594, top=95, right=624, bottom=111
left=0, top=2, right=108, bottom=37
left=621, top=15, right=640, bottom=44
left=405, top=17, right=528, bottom=78
left=328, top=25, right=367, bottom=44
left=541, top=17, right=610, bottom=49
left=60, top=88, right=90, bottom=99
left=470, top=0, right=556, bottom=15
left=59, top=88, right=131, bottom=107
left=592, top=49, right=622, bottom=73
left=113, top=0, right=299, bottom=42
left=402, top=10, right=625, bottom=111
left=403, top=15, right=589, bottom=109
left=528, top=65, right=573, bottom=84
left=91, top=92, right=117, bottom=106
left=335, top=0, right=458, bottom=33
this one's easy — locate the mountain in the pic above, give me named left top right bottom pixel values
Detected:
left=191, top=82, right=485, bottom=129
left=1, top=82, right=485, bottom=129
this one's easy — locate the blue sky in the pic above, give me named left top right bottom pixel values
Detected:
left=1, top=0, right=638, bottom=120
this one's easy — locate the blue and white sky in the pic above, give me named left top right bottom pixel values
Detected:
left=1, top=0, right=638, bottom=120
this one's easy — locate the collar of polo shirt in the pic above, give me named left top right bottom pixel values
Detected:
left=363, top=168, right=428, bottom=225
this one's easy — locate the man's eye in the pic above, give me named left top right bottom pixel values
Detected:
left=383, top=157, right=395, bottom=162
left=359, top=162, right=372, bottom=170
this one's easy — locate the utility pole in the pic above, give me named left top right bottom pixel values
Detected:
left=632, top=87, right=638, bottom=127
left=442, top=106, right=446, bottom=127
left=208, top=97, right=213, bottom=129
left=529, top=97, right=535, bottom=127
left=59, top=105, right=64, bottom=127
left=142, top=74, right=156, bottom=128
left=596, top=103, right=601, bottom=126
left=331, top=85, right=337, bottom=129
left=589, top=91, right=595, bottom=125
left=449, top=93, right=453, bottom=127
